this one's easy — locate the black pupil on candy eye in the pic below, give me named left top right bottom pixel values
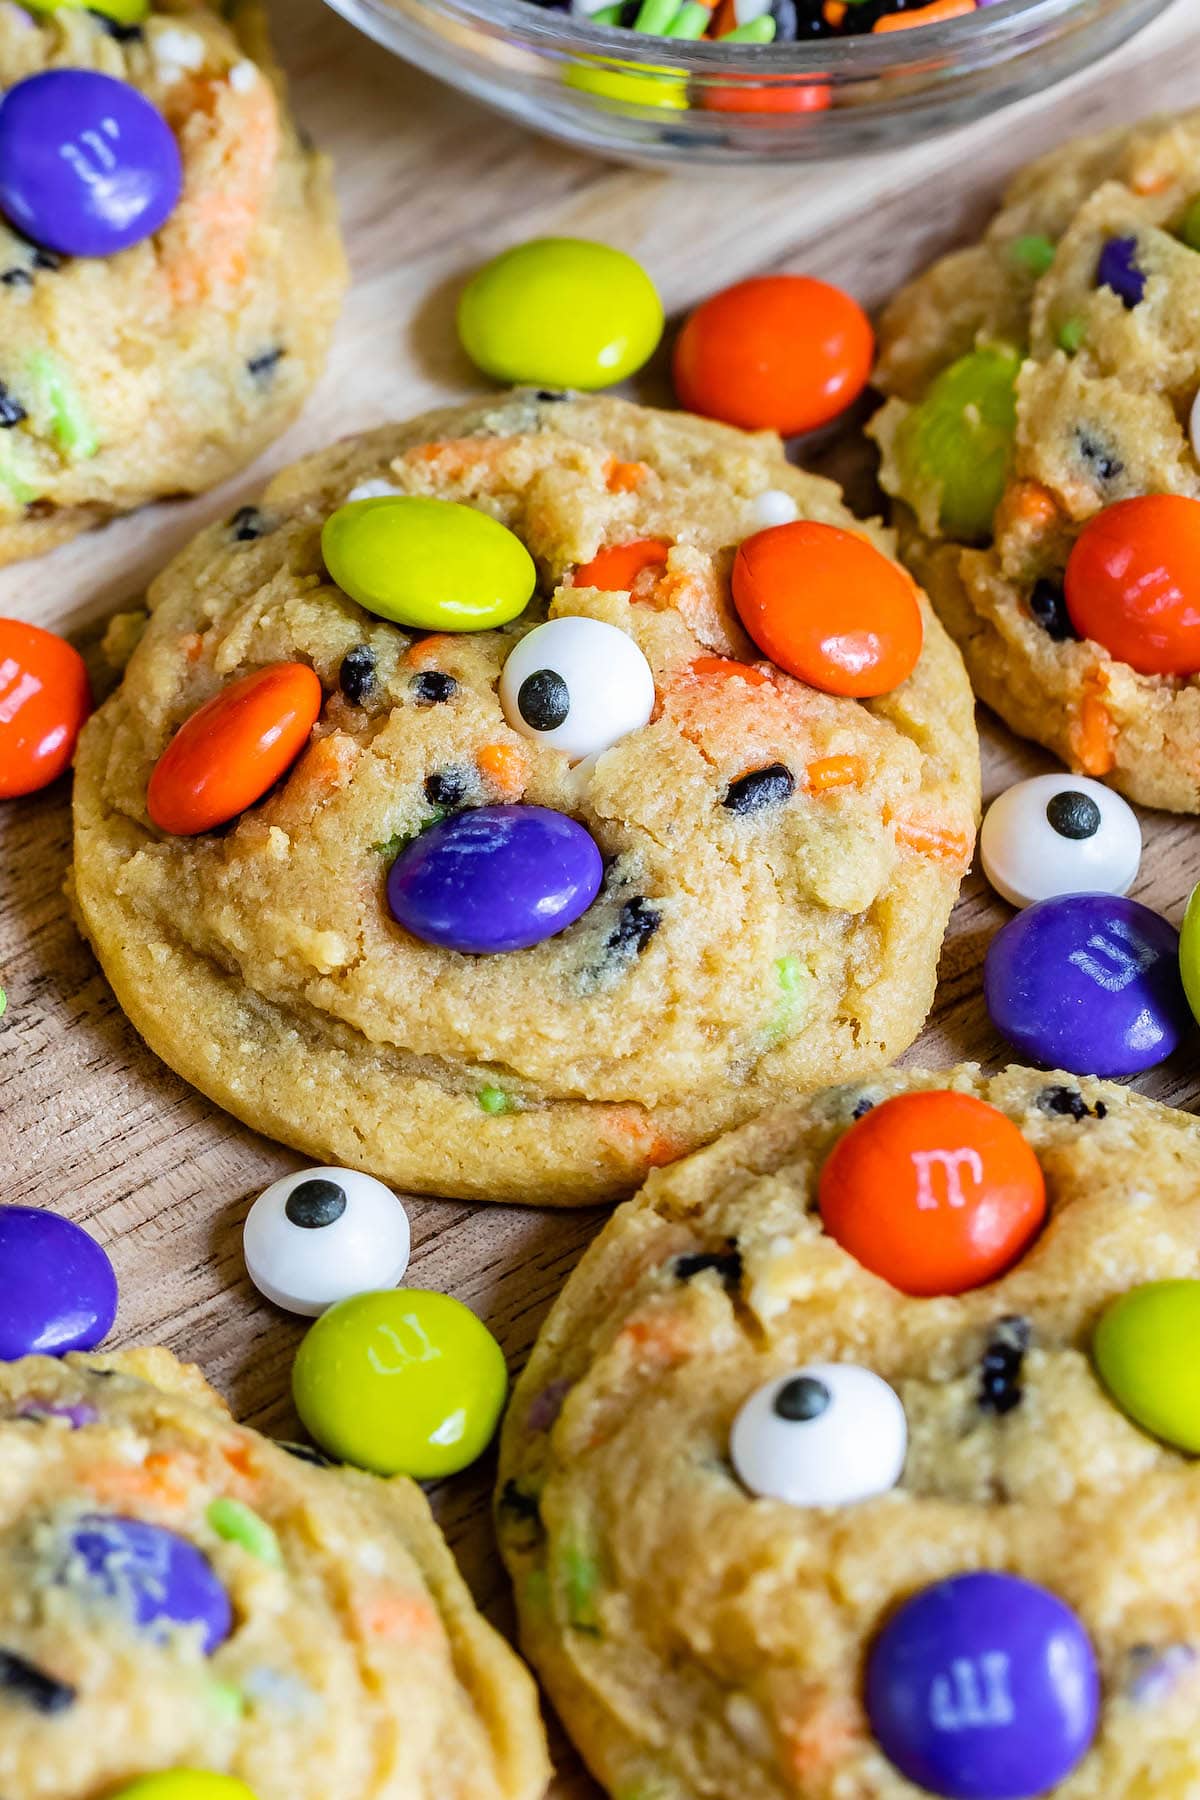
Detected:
left=518, top=669, right=570, bottom=732
left=1046, top=791, right=1101, bottom=840
left=774, top=1376, right=830, bottom=1422
left=285, top=1179, right=347, bottom=1229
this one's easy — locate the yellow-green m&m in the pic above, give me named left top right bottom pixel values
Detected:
left=108, top=1776, right=258, bottom=1800
left=458, top=237, right=664, bottom=392
left=292, top=1289, right=508, bottom=1479
left=322, top=496, right=535, bottom=632
left=1093, top=1279, right=1200, bottom=1452
left=1179, top=881, right=1200, bottom=1025
left=25, top=0, right=149, bottom=20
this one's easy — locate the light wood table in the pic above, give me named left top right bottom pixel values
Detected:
left=2, top=3, right=1199, bottom=1791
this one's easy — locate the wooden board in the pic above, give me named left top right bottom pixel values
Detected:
left=2, top=2, right=1199, bottom=1790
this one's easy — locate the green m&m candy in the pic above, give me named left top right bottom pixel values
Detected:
left=292, top=1289, right=508, bottom=1479
left=458, top=237, right=664, bottom=392
left=25, top=0, right=149, bottom=20
left=896, top=344, right=1021, bottom=544
left=1093, top=1279, right=1200, bottom=1452
left=322, top=496, right=535, bottom=632
left=1179, top=881, right=1200, bottom=1025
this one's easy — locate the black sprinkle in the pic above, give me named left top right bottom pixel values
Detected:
left=1076, top=428, right=1125, bottom=486
left=0, top=1649, right=76, bottom=1715
left=1046, top=790, right=1101, bottom=840
left=339, top=645, right=376, bottom=705
left=497, top=1480, right=542, bottom=1524
left=851, top=1096, right=876, bottom=1120
left=32, top=250, right=61, bottom=272
left=247, top=347, right=286, bottom=383
left=604, top=897, right=661, bottom=961
left=517, top=669, right=570, bottom=733
left=1036, top=1084, right=1106, bottom=1121
left=88, top=10, right=144, bottom=36
left=722, top=764, right=795, bottom=816
left=978, top=1315, right=1031, bottom=1416
left=0, top=269, right=32, bottom=290
left=284, top=1178, right=347, bottom=1230
left=534, top=390, right=569, bottom=403
left=774, top=1376, right=830, bottom=1422
left=229, top=505, right=269, bottom=542
left=1028, top=578, right=1078, bottom=643
left=425, top=766, right=470, bottom=807
left=412, top=670, right=456, bottom=705
left=0, top=384, right=26, bottom=430
left=278, top=1440, right=335, bottom=1467
left=674, top=1247, right=743, bottom=1289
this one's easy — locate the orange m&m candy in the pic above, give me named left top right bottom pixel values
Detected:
left=732, top=521, right=923, bottom=697
left=1064, top=495, right=1200, bottom=675
left=571, top=538, right=670, bottom=592
left=673, top=275, right=873, bottom=437
left=818, top=1091, right=1046, bottom=1297
left=147, top=661, right=323, bottom=836
left=0, top=618, right=91, bottom=798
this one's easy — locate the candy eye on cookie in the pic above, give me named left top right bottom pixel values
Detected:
left=498, top=615, right=655, bottom=762
left=243, top=1166, right=411, bottom=1317
left=730, top=1363, right=907, bottom=1507
left=980, top=773, right=1141, bottom=908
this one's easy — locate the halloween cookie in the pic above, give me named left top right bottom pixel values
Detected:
left=498, top=1063, right=1200, bottom=1800
left=0, top=0, right=345, bottom=567
left=870, top=110, right=1200, bottom=812
left=72, top=392, right=978, bottom=1204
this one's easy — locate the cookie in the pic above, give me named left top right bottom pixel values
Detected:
left=869, top=111, right=1200, bottom=812
left=0, top=1, right=346, bottom=568
left=498, top=1063, right=1200, bottom=1799
left=0, top=1345, right=549, bottom=1800
left=71, top=392, right=979, bottom=1205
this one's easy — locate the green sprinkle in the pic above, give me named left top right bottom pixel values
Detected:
left=1180, top=196, right=1200, bottom=252
left=372, top=809, right=445, bottom=859
left=561, top=1542, right=601, bottom=1633
left=478, top=1085, right=513, bottom=1115
left=0, top=437, right=37, bottom=506
left=207, top=1497, right=282, bottom=1567
left=25, top=352, right=99, bottom=460
left=207, top=1678, right=246, bottom=1723
left=0, top=989, right=7, bottom=1020
left=776, top=954, right=802, bottom=995
left=763, top=955, right=809, bottom=1047
left=1058, top=315, right=1087, bottom=354
left=719, top=14, right=775, bottom=39
left=1008, top=234, right=1056, bottom=277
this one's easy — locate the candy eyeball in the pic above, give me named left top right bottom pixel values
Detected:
left=499, top=615, right=655, bottom=762
left=980, top=773, right=1141, bottom=909
left=730, top=1362, right=907, bottom=1508
left=243, top=1167, right=410, bottom=1317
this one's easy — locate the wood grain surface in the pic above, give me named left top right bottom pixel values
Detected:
left=1, top=3, right=1199, bottom=1791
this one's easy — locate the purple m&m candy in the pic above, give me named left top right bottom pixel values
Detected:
left=386, top=804, right=603, bottom=954
left=983, top=894, right=1190, bottom=1077
left=866, top=1571, right=1100, bottom=1800
left=0, top=1205, right=117, bottom=1360
left=0, top=70, right=183, bottom=258
left=63, top=1516, right=232, bottom=1654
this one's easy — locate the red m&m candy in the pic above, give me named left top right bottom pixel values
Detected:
left=818, top=1091, right=1047, bottom=1296
left=732, top=521, right=923, bottom=697
left=1064, top=495, right=1200, bottom=675
left=0, top=618, right=91, bottom=798
left=147, top=661, right=322, bottom=836
left=673, top=275, right=873, bottom=437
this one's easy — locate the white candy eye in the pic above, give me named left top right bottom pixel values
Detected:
left=980, top=773, right=1141, bottom=909
left=243, top=1167, right=410, bottom=1317
left=499, top=616, right=655, bottom=763
left=730, top=1363, right=907, bottom=1507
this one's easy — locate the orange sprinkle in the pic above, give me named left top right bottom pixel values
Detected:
left=406, top=635, right=456, bottom=670
left=1070, top=670, right=1117, bottom=776
left=477, top=741, right=529, bottom=799
left=781, top=1695, right=861, bottom=1781
left=359, top=1591, right=442, bottom=1641
left=86, top=1452, right=191, bottom=1510
left=619, top=1312, right=692, bottom=1363
left=804, top=754, right=866, bottom=793
left=605, top=458, right=650, bottom=494
left=222, top=1438, right=258, bottom=1483
left=874, top=0, right=972, bottom=25
left=891, top=816, right=974, bottom=867
left=1007, top=481, right=1059, bottom=530
left=182, top=632, right=205, bottom=664
left=689, top=656, right=769, bottom=687
left=1132, top=170, right=1173, bottom=196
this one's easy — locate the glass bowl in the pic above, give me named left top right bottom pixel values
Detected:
left=322, top=0, right=1173, bottom=166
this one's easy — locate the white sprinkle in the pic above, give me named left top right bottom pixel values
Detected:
left=229, top=59, right=259, bottom=93
left=749, top=488, right=799, bottom=530
left=153, top=26, right=206, bottom=70
left=347, top=478, right=404, bottom=503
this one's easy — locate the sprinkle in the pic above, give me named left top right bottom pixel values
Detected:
left=152, top=25, right=206, bottom=68
left=207, top=1678, right=246, bottom=1723
left=229, top=505, right=269, bottom=542
left=526, top=1379, right=571, bottom=1432
left=338, top=645, right=376, bottom=705
left=246, top=346, right=285, bottom=383
left=1028, top=577, right=1077, bottom=642
left=207, top=1497, right=283, bottom=1567
left=497, top=1480, right=542, bottom=1524
left=0, top=383, right=27, bottom=430
left=977, top=1315, right=1030, bottom=1415
left=561, top=1543, right=601, bottom=1634
left=229, top=59, right=259, bottom=92
left=1008, top=234, right=1056, bottom=276
left=424, top=766, right=470, bottom=807
left=1125, top=1643, right=1197, bottom=1704
left=1058, top=315, right=1087, bottom=354
left=347, top=478, right=403, bottom=503
left=411, top=670, right=457, bottom=705
left=0, top=1648, right=76, bottom=1714
left=674, top=1247, right=742, bottom=1288
left=478, top=1085, right=513, bottom=1115
left=1036, top=1084, right=1106, bottom=1121
left=16, top=1400, right=97, bottom=1428
left=723, top=763, right=795, bottom=815
left=749, top=488, right=799, bottom=529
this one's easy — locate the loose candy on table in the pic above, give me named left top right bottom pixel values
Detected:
left=243, top=1166, right=411, bottom=1317
left=498, top=616, right=655, bottom=761
left=894, top=345, right=1020, bottom=542
left=146, top=663, right=322, bottom=836
left=0, top=71, right=182, bottom=258
left=457, top=237, right=664, bottom=390
left=819, top=1091, right=1046, bottom=1297
left=322, top=497, right=535, bottom=633
left=1179, top=881, right=1200, bottom=1027
left=0, top=1205, right=117, bottom=1360
left=292, top=1288, right=508, bottom=1478
left=1093, top=1279, right=1200, bottom=1454
left=979, top=773, right=1141, bottom=909
left=109, top=1779, right=259, bottom=1800
left=866, top=1571, right=1100, bottom=1800
left=0, top=619, right=92, bottom=799
left=1064, top=495, right=1200, bottom=674
left=673, top=275, right=873, bottom=436
left=732, top=520, right=923, bottom=697
left=730, top=1363, right=907, bottom=1506
left=62, top=1516, right=232, bottom=1653
left=984, top=894, right=1191, bottom=1077
left=386, top=804, right=604, bottom=954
